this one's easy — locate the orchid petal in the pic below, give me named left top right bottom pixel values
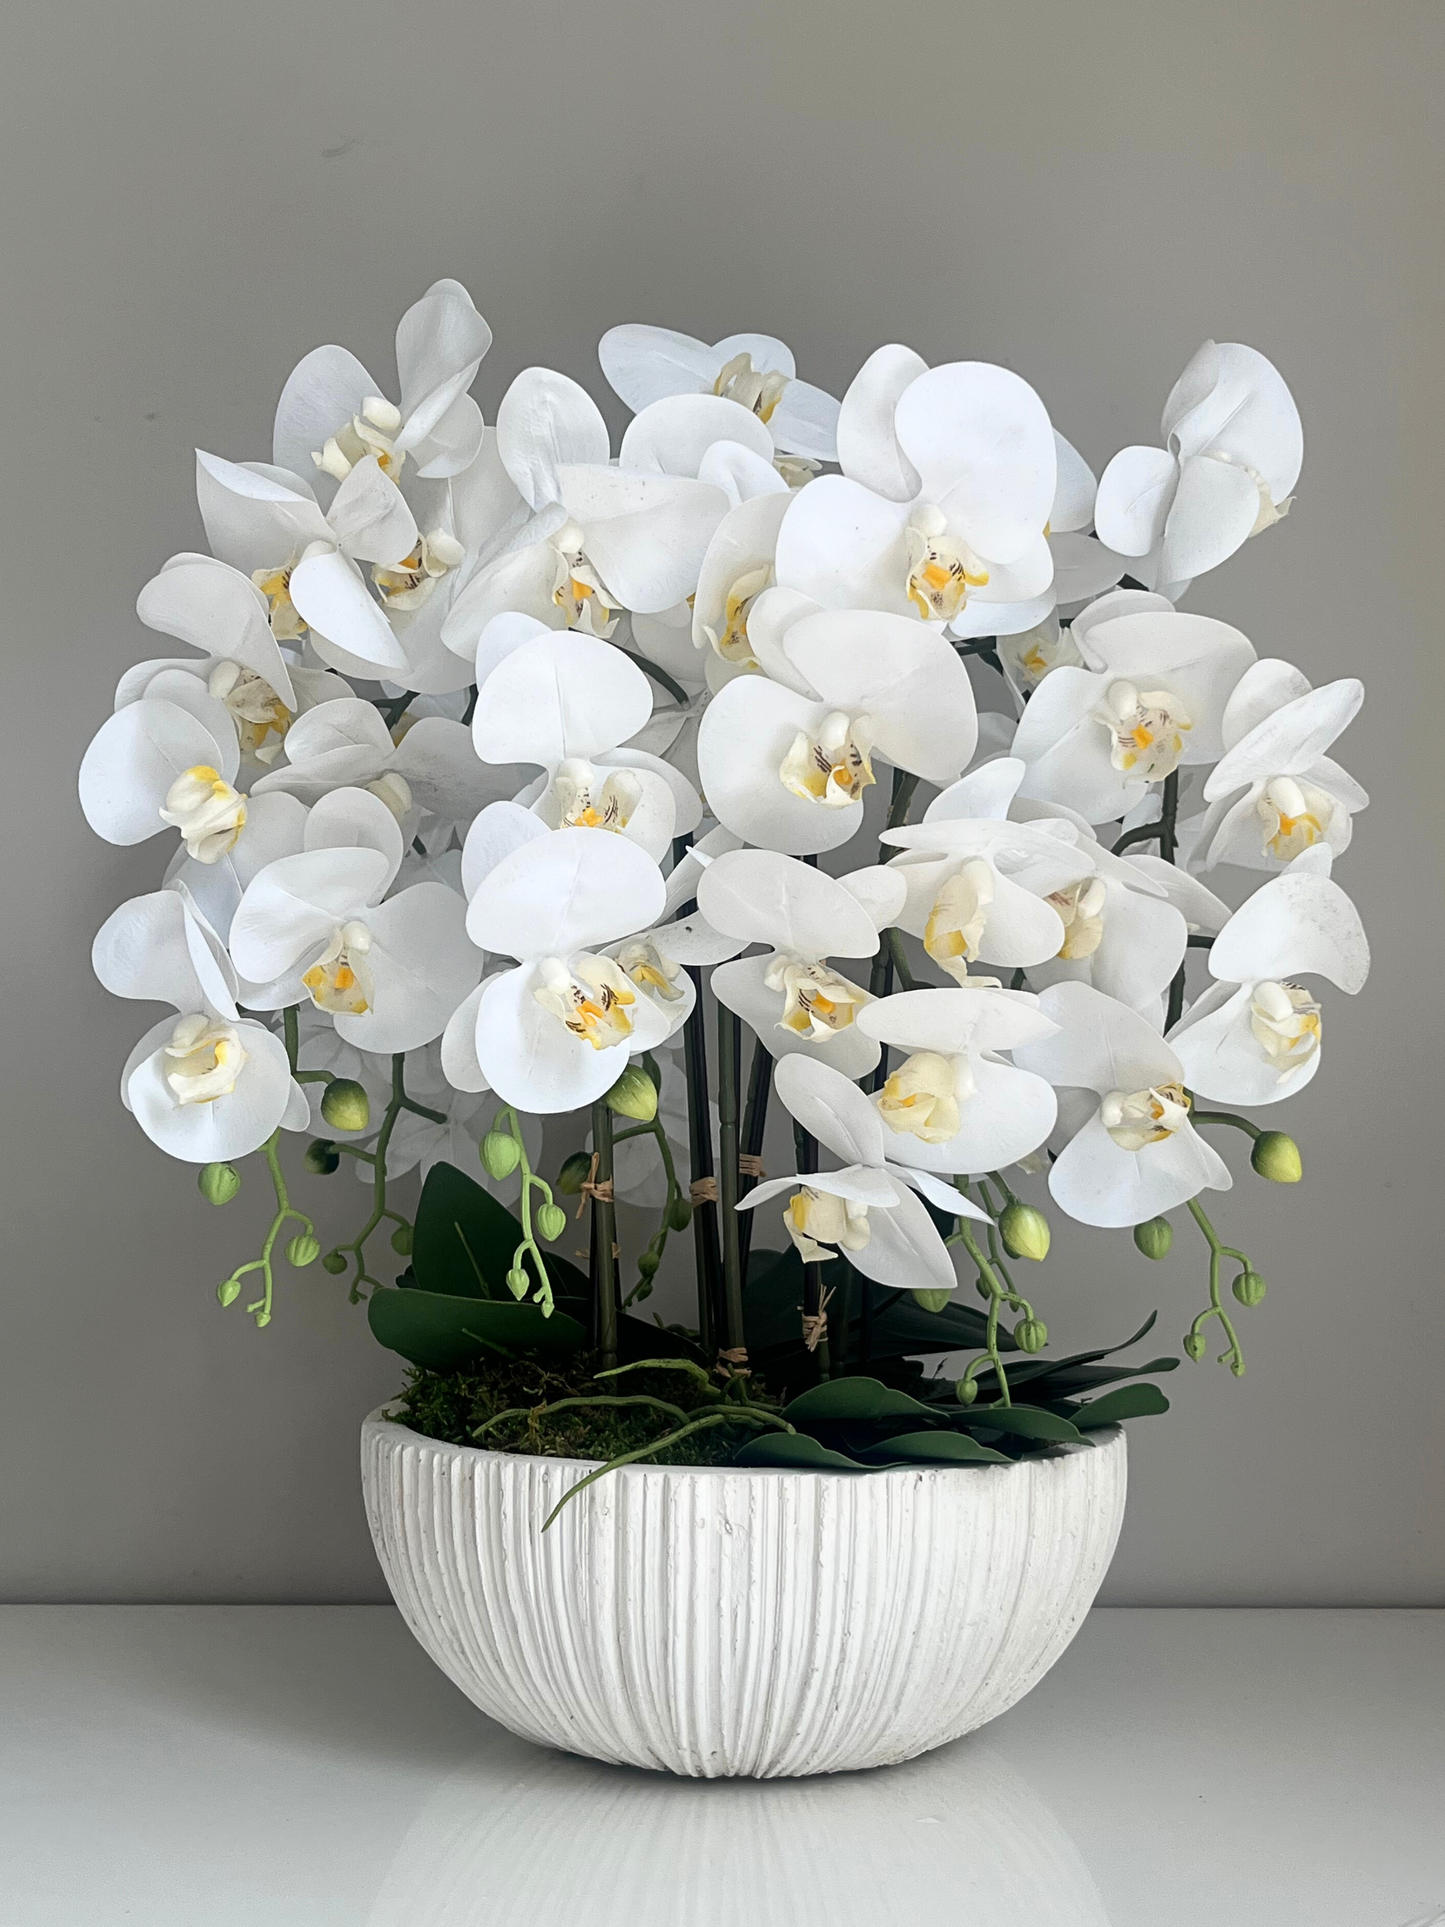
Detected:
left=895, top=363, right=1056, bottom=566
left=1049, top=1108, right=1230, bottom=1228
left=465, top=825, right=665, bottom=961
left=619, top=393, right=773, bottom=476
left=473, top=961, right=630, bottom=1114
left=496, top=368, right=610, bottom=510
left=334, top=883, right=480, bottom=1055
left=697, top=848, right=880, bottom=958
left=1013, top=980, right=1182, bottom=1095
left=79, top=699, right=232, bottom=845
left=835, top=344, right=927, bottom=501
left=1093, top=445, right=1178, bottom=558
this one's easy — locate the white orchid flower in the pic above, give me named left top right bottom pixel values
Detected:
left=438, top=369, right=730, bottom=655
left=599, top=325, right=841, bottom=463
left=446, top=826, right=669, bottom=1114
left=696, top=608, right=978, bottom=857
left=1169, top=855, right=1369, bottom=1105
left=273, top=278, right=492, bottom=486
left=696, top=848, right=904, bottom=1081
left=775, top=350, right=1058, bottom=626
left=1194, top=659, right=1367, bottom=873
left=251, top=695, right=513, bottom=835
left=80, top=664, right=311, bottom=943
left=468, top=630, right=699, bottom=861
left=1094, top=341, right=1303, bottom=588
left=736, top=1056, right=990, bottom=1295
left=93, top=886, right=306, bottom=1163
left=229, top=788, right=479, bottom=1053
left=1011, top=610, right=1257, bottom=823
left=196, top=449, right=420, bottom=677
left=855, top=987, right=1060, bottom=1176
left=1012, top=981, right=1231, bottom=1227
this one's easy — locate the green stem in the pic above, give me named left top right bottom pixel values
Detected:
left=680, top=964, right=722, bottom=1352
left=885, top=927, right=917, bottom=991
left=1111, top=820, right=1163, bottom=856
left=616, top=649, right=690, bottom=706
left=794, top=1123, right=831, bottom=1380
left=1185, top=1200, right=1247, bottom=1376
left=542, top=1407, right=792, bottom=1529
left=953, top=1211, right=1013, bottom=1406
left=500, top=1105, right=557, bottom=1317
left=1190, top=1108, right=1263, bottom=1141
left=737, top=1032, right=772, bottom=1273
left=716, top=1006, right=747, bottom=1360
left=326, top=1055, right=408, bottom=1303
left=218, top=1130, right=315, bottom=1329
left=399, top=1095, right=449, bottom=1125
left=283, top=1005, right=299, bottom=1073
left=591, top=1101, right=618, bottom=1369
left=885, top=769, right=920, bottom=831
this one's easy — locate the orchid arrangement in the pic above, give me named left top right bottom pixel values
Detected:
left=82, top=282, right=1370, bottom=1485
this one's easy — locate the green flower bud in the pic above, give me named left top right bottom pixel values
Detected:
left=605, top=1062, right=658, bottom=1123
left=958, top=1376, right=978, bottom=1405
left=303, top=1138, right=341, bottom=1176
left=1014, top=1316, right=1048, bottom=1354
left=321, top=1251, right=347, bottom=1275
left=911, top=1287, right=953, bottom=1313
left=505, top=1265, right=530, bottom=1300
left=536, top=1201, right=567, bottom=1243
left=480, top=1130, right=521, bottom=1181
left=665, top=1194, right=693, bottom=1232
left=217, top=1277, right=241, bottom=1307
left=285, top=1233, right=320, bottom=1268
left=254, top=1309, right=272, bottom=1329
left=1183, top=1332, right=1206, bottom=1361
left=637, top=1249, right=662, bottom=1279
left=1232, top=1269, right=1266, bottom=1308
left=1251, top=1131, right=1302, bottom=1184
left=390, top=1223, right=414, bottom=1256
left=556, top=1151, right=593, bottom=1196
left=999, top=1201, right=1051, bottom=1262
left=198, top=1162, right=241, bottom=1206
left=1133, top=1216, right=1174, bottom=1260
left=631, top=1280, right=653, bottom=1302
left=320, top=1078, right=370, bottom=1133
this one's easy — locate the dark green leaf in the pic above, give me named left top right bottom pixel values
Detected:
left=411, top=1162, right=589, bottom=1306
left=966, top=1312, right=1162, bottom=1396
left=853, top=1431, right=1008, bottom=1466
left=782, top=1377, right=944, bottom=1426
left=1067, top=1383, right=1171, bottom=1428
left=1029, top=1357, right=1181, bottom=1395
left=733, top=1432, right=867, bottom=1470
left=954, top=1405, right=1086, bottom=1444
left=743, top=1249, right=1001, bottom=1370
left=368, top=1287, right=586, bottom=1371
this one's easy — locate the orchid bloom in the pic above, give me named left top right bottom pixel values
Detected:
left=273, top=278, right=493, bottom=487
left=1094, top=340, right=1303, bottom=590
left=855, top=987, right=1060, bottom=1175
left=447, top=825, right=669, bottom=1114
left=696, top=848, right=902, bottom=1081
left=1012, top=981, right=1231, bottom=1228
left=599, top=325, right=841, bottom=463
left=92, top=885, right=306, bottom=1163
left=1195, top=660, right=1367, bottom=873
left=1011, top=609, right=1257, bottom=823
left=439, top=368, right=729, bottom=655
left=697, top=607, right=978, bottom=856
left=468, top=628, right=699, bottom=861
left=229, top=788, right=480, bottom=1053
left=774, top=351, right=1058, bottom=627
left=736, top=1056, right=990, bottom=1297
left=1170, top=854, right=1369, bottom=1105
left=195, top=449, right=421, bottom=678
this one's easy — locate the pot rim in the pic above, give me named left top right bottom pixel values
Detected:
left=363, top=1404, right=1121, bottom=1482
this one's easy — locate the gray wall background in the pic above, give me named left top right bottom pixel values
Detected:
left=2, top=0, right=1440, bottom=1604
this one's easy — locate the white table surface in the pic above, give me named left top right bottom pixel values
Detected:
left=2, top=1605, right=1441, bottom=1925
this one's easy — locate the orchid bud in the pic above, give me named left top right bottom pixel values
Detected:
left=637, top=1249, right=662, bottom=1280
left=1232, top=1269, right=1266, bottom=1307
left=556, top=1151, right=593, bottom=1196
left=958, top=1376, right=978, bottom=1405
left=536, top=1202, right=567, bottom=1243
left=605, top=1063, right=659, bottom=1123
left=304, top=1138, right=341, bottom=1175
left=1183, top=1332, right=1206, bottom=1361
left=321, top=1078, right=370, bottom=1132
left=286, top=1233, right=320, bottom=1268
left=217, top=1277, right=241, bottom=1306
left=1134, top=1216, right=1173, bottom=1260
left=480, top=1131, right=521, bottom=1181
left=199, top=1162, right=241, bottom=1206
left=1015, top=1316, right=1048, bottom=1353
left=321, top=1251, right=347, bottom=1275
left=999, top=1201, right=1050, bottom=1262
left=390, top=1223, right=414, bottom=1256
left=1251, top=1131, right=1302, bottom=1183
left=911, top=1287, right=953, bottom=1313
left=505, top=1265, right=529, bottom=1300
left=666, top=1194, right=693, bottom=1232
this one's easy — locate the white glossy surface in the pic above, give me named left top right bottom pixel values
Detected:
left=363, top=1413, right=1127, bottom=1775
left=1, top=1607, right=1440, bottom=1924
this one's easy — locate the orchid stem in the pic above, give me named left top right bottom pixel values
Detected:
left=217, top=1130, right=314, bottom=1329
left=325, top=1053, right=408, bottom=1303
left=590, top=1101, right=618, bottom=1370
left=1190, top=1108, right=1263, bottom=1140
left=616, top=649, right=690, bottom=707
left=1185, top=1199, right=1248, bottom=1376
left=501, top=1105, right=557, bottom=1317
left=951, top=1182, right=1013, bottom=1406
left=885, top=927, right=917, bottom=991
left=716, top=1006, right=747, bottom=1363
left=680, top=961, right=723, bottom=1353
left=737, top=1032, right=771, bottom=1274
left=794, top=1122, right=831, bottom=1379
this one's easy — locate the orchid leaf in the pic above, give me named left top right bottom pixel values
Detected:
left=953, top=1405, right=1086, bottom=1444
left=852, top=1431, right=1008, bottom=1466
left=368, top=1287, right=586, bottom=1371
left=733, top=1433, right=866, bottom=1471
left=1064, top=1383, right=1171, bottom=1428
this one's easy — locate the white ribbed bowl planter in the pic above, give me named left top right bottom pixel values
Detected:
left=362, top=1408, right=1126, bottom=1778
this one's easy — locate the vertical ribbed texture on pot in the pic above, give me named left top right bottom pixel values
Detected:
left=362, top=1412, right=1126, bottom=1778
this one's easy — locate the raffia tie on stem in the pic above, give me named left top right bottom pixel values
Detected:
left=715, top=1345, right=750, bottom=1376
left=801, top=1281, right=835, bottom=1353
left=737, top=1154, right=765, bottom=1179
left=690, top=1176, right=719, bottom=1205
left=572, top=1153, right=615, bottom=1218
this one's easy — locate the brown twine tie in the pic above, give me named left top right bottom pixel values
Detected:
left=737, top=1155, right=766, bottom=1179
left=801, top=1282, right=835, bottom=1353
left=574, top=1152, right=616, bottom=1218
left=689, top=1176, right=719, bottom=1206
left=715, top=1345, right=750, bottom=1377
